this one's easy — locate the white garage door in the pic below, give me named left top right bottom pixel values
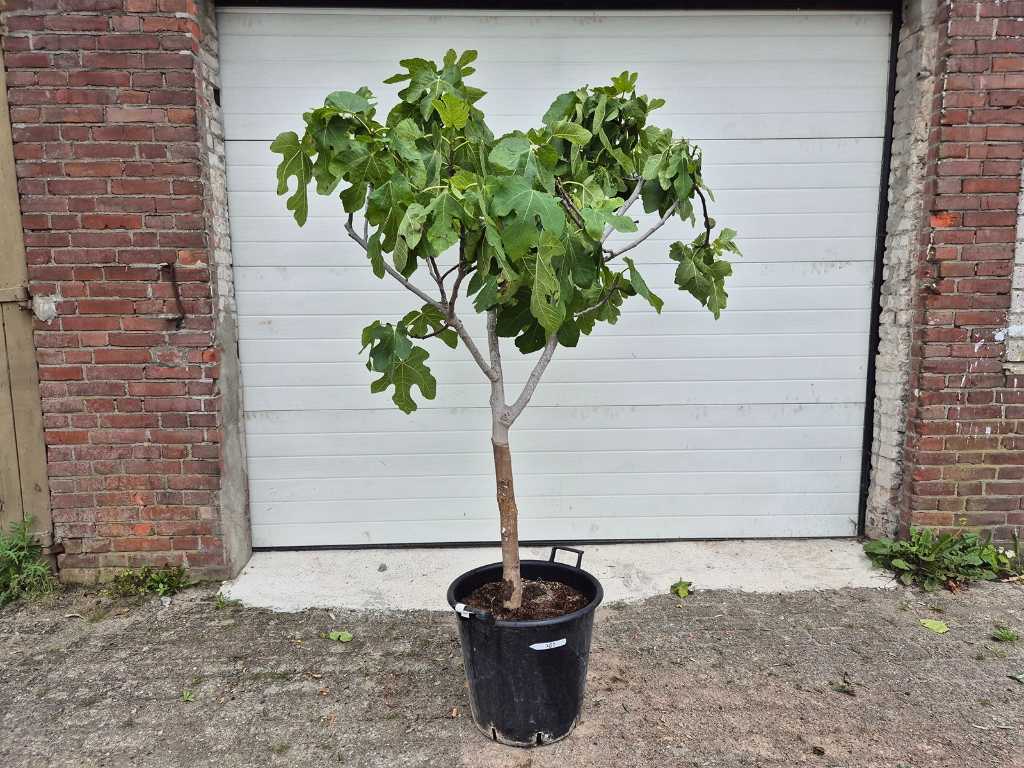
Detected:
left=219, top=8, right=891, bottom=547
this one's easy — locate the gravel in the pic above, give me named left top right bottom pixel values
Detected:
left=1, top=582, right=1021, bottom=767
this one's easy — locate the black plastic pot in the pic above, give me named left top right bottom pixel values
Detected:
left=446, top=546, right=603, bottom=747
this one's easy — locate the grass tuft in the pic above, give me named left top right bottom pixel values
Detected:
left=0, top=519, right=58, bottom=607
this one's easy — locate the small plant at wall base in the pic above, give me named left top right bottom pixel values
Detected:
left=273, top=50, right=739, bottom=746
left=105, top=565, right=193, bottom=598
left=0, top=519, right=57, bottom=607
left=863, top=527, right=1020, bottom=591
left=273, top=51, right=737, bottom=611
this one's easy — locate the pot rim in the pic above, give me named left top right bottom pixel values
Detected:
left=446, top=558, right=604, bottom=629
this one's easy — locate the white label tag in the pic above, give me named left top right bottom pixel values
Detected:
left=529, top=638, right=567, bottom=651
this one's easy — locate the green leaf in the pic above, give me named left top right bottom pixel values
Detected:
left=673, top=256, right=697, bottom=289
left=605, top=214, right=637, bottom=234
left=366, top=230, right=384, bottom=279
left=424, top=191, right=468, bottom=255
left=488, top=133, right=532, bottom=173
left=483, top=221, right=517, bottom=279
left=402, top=305, right=458, bottom=349
left=623, top=257, right=663, bottom=314
left=549, top=120, right=592, bottom=146
left=670, top=579, right=691, bottom=598
left=325, top=629, right=354, bottom=643
left=591, top=92, right=607, bottom=133
left=374, top=346, right=436, bottom=414
left=490, top=176, right=565, bottom=236
left=398, top=202, right=429, bottom=250
left=862, top=539, right=894, bottom=556
left=557, top=317, right=580, bottom=347
left=472, top=275, right=499, bottom=313
left=367, top=173, right=414, bottom=252
left=580, top=207, right=607, bottom=241
left=530, top=233, right=565, bottom=334
left=325, top=90, right=371, bottom=114
left=337, top=144, right=394, bottom=213
left=392, top=237, right=409, bottom=273
left=919, top=619, right=949, bottom=634
left=641, top=153, right=662, bottom=181
left=640, top=178, right=668, bottom=214
left=432, top=92, right=470, bottom=129
left=361, top=321, right=437, bottom=414
left=270, top=131, right=313, bottom=226
left=992, top=626, right=1019, bottom=643
left=542, top=91, right=576, bottom=126
left=890, top=558, right=912, bottom=571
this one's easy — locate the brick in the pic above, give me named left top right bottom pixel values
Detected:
left=107, top=107, right=166, bottom=123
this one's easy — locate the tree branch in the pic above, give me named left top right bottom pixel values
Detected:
left=486, top=310, right=507, bottom=408
left=603, top=206, right=674, bottom=263
left=694, top=184, right=714, bottom=252
left=426, top=254, right=449, bottom=307
left=554, top=177, right=585, bottom=231
left=451, top=315, right=496, bottom=381
left=505, top=333, right=558, bottom=425
left=602, top=177, right=643, bottom=243
left=345, top=214, right=443, bottom=311
left=575, top=274, right=623, bottom=322
left=343, top=214, right=494, bottom=380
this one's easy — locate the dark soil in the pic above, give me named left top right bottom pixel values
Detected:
left=464, top=578, right=589, bottom=620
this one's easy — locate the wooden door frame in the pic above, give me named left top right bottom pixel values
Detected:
left=0, top=47, right=52, bottom=545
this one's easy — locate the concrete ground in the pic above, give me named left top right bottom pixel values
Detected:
left=222, top=540, right=891, bottom=611
left=1, top=581, right=1022, bottom=767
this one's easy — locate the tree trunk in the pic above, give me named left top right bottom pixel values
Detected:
left=492, top=424, right=522, bottom=609
left=486, top=310, right=522, bottom=610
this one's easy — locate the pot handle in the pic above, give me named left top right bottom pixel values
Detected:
left=549, top=546, right=584, bottom=569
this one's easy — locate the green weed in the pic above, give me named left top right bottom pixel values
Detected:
left=105, top=565, right=193, bottom=598
left=0, top=519, right=57, bottom=606
left=864, top=527, right=1019, bottom=591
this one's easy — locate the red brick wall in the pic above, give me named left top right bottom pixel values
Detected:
left=902, top=1, right=1024, bottom=540
left=2, top=0, right=234, bottom=581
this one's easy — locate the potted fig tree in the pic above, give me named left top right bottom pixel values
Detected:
left=272, top=50, right=738, bottom=747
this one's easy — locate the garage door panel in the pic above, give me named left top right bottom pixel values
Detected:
left=235, top=288, right=872, bottom=318
left=230, top=211, right=879, bottom=243
left=235, top=261, right=873, bottom=293
left=237, top=309, right=872, bottom=342
left=242, top=356, right=866, bottom=389
left=230, top=237, right=877, bottom=268
left=250, top=513, right=856, bottom=547
left=229, top=113, right=885, bottom=143
left=253, top=469, right=861, bottom=504
left=226, top=136, right=884, bottom=168
left=225, top=57, right=888, bottom=91
left=248, top=447, right=862, bottom=480
left=229, top=161, right=881, bottom=198
left=225, top=86, right=885, bottom=124
left=218, top=10, right=889, bottom=39
left=240, top=332, right=870, bottom=365
left=243, top=380, right=865, bottom=413
left=220, top=8, right=887, bottom=545
left=245, top=401, right=864, bottom=433
left=253, top=494, right=857, bottom=526
left=228, top=186, right=879, bottom=220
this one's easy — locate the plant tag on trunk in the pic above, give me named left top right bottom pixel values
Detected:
left=529, top=638, right=566, bottom=651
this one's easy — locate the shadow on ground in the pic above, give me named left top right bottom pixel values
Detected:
left=1, top=584, right=1021, bottom=767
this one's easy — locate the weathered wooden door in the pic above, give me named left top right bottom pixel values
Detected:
left=0, top=50, right=51, bottom=542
